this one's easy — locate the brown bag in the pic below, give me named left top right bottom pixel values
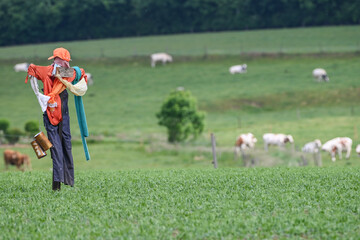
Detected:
left=31, top=132, right=53, bottom=159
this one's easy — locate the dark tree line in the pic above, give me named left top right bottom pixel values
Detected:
left=0, top=0, right=359, bottom=46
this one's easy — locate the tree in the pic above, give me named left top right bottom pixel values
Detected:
left=0, top=119, right=10, bottom=145
left=156, top=89, right=205, bottom=143
left=0, top=119, right=10, bottom=133
left=24, top=120, right=39, bottom=136
left=5, top=128, right=23, bottom=145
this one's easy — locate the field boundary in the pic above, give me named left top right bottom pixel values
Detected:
left=1, top=51, right=360, bottom=63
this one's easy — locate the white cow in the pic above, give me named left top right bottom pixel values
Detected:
left=229, top=64, right=247, bottom=74
left=14, top=62, right=30, bottom=72
left=302, top=139, right=322, bottom=166
left=302, top=139, right=322, bottom=153
left=356, top=144, right=360, bottom=156
left=234, top=133, right=257, bottom=156
left=150, top=53, right=173, bottom=67
left=312, top=68, right=329, bottom=82
left=263, top=133, right=294, bottom=151
left=321, top=137, right=352, bottom=161
left=85, top=73, right=93, bottom=86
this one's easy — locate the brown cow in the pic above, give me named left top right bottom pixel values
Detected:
left=4, top=149, right=31, bottom=171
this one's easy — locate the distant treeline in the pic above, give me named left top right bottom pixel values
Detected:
left=1, top=0, right=359, bottom=46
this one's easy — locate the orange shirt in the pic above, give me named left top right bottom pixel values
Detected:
left=25, top=64, right=87, bottom=126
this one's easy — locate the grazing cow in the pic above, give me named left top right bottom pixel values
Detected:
left=263, top=133, right=294, bottom=151
left=4, top=149, right=31, bottom=171
left=85, top=73, right=93, bottom=86
left=356, top=144, right=360, bottom=156
left=14, top=63, right=30, bottom=72
left=312, top=68, right=329, bottom=82
left=321, top=137, right=352, bottom=161
left=229, top=64, right=247, bottom=74
left=234, top=133, right=257, bottom=166
left=302, top=139, right=322, bottom=166
left=234, top=133, right=257, bottom=155
left=150, top=53, right=173, bottom=67
left=302, top=139, right=322, bottom=153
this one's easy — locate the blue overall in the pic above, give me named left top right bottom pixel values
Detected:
left=43, top=89, right=74, bottom=186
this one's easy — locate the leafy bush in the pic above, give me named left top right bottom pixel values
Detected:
left=24, top=120, right=39, bottom=136
left=0, top=119, right=10, bottom=133
left=5, top=128, right=23, bottom=144
left=156, top=89, right=205, bottom=143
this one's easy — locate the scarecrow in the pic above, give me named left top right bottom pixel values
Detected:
left=25, top=47, right=90, bottom=191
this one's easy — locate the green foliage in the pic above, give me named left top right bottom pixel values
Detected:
left=157, top=90, right=205, bottom=143
left=24, top=120, right=39, bottom=136
left=1, top=0, right=360, bottom=46
left=0, top=169, right=360, bottom=239
left=0, top=119, right=10, bottom=133
left=5, top=128, right=23, bottom=144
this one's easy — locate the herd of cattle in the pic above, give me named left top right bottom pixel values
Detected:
left=150, top=53, right=330, bottom=82
left=235, top=132, right=358, bottom=163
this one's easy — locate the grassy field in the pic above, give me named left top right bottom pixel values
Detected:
left=1, top=53, right=360, bottom=168
left=1, top=25, right=360, bottom=60
left=1, top=26, right=360, bottom=239
left=1, top=168, right=359, bottom=239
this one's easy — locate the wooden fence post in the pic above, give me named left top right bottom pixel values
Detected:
left=211, top=133, right=218, bottom=169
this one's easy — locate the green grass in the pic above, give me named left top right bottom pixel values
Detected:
left=1, top=168, right=359, bottom=239
left=1, top=25, right=360, bottom=59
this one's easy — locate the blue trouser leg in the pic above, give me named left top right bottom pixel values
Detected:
left=60, top=92, right=74, bottom=186
left=44, top=113, right=64, bottom=183
left=43, top=90, right=74, bottom=187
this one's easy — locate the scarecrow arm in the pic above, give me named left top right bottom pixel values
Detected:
left=55, top=69, right=88, bottom=96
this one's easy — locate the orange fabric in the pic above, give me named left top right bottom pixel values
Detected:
left=47, top=79, right=66, bottom=104
left=48, top=47, right=71, bottom=61
left=25, top=64, right=87, bottom=126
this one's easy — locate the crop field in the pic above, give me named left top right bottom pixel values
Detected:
left=1, top=26, right=360, bottom=238
left=1, top=168, right=360, bottom=239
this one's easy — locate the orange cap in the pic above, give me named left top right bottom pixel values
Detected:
left=48, top=47, right=71, bottom=61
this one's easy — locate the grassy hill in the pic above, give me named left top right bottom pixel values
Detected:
left=0, top=25, right=360, bottom=60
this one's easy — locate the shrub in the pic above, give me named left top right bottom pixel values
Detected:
left=156, top=89, right=205, bottom=143
left=5, top=128, right=23, bottom=144
left=24, top=120, right=39, bottom=136
left=0, top=119, right=10, bottom=133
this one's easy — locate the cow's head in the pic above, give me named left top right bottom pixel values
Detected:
left=284, top=135, right=294, bottom=144
left=322, top=74, right=329, bottom=82
left=331, top=146, right=338, bottom=153
left=356, top=145, right=360, bottom=156
left=314, top=139, right=322, bottom=148
left=235, top=137, right=243, bottom=147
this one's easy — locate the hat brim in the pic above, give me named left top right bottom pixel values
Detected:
left=48, top=56, right=71, bottom=61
